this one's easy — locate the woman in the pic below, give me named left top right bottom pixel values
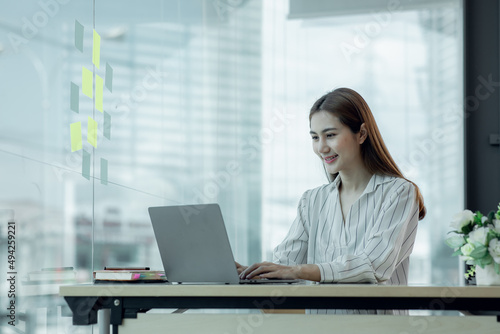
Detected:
left=238, top=87, right=426, bottom=314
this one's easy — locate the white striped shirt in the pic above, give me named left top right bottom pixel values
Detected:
left=273, top=174, right=419, bottom=315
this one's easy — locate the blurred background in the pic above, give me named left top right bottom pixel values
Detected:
left=0, top=0, right=465, bottom=332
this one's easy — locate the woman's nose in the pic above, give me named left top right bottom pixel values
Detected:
left=318, top=138, right=330, bottom=153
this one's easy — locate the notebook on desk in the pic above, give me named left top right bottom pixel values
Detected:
left=148, top=204, right=300, bottom=284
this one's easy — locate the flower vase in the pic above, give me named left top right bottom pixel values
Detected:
left=475, top=264, right=500, bottom=286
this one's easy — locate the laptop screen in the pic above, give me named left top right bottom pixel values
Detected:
left=149, top=204, right=240, bottom=284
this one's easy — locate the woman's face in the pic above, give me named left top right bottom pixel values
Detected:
left=310, top=111, right=364, bottom=175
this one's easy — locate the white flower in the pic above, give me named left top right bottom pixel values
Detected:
left=493, top=220, right=500, bottom=234
left=450, top=210, right=475, bottom=231
left=468, top=227, right=490, bottom=246
left=460, top=243, right=475, bottom=260
left=482, top=216, right=488, bottom=224
left=488, top=238, right=500, bottom=264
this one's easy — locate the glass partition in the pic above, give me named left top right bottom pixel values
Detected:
left=0, top=0, right=463, bottom=332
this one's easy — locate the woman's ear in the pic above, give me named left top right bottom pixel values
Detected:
left=359, top=123, right=368, bottom=144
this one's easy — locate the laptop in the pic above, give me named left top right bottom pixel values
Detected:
left=148, top=204, right=300, bottom=284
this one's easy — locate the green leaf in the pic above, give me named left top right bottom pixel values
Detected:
left=487, top=229, right=497, bottom=244
left=469, top=243, right=487, bottom=259
left=474, top=211, right=483, bottom=224
left=477, top=255, right=493, bottom=267
left=461, top=224, right=473, bottom=235
left=495, top=262, right=500, bottom=275
left=487, top=211, right=495, bottom=224
left=445, top=236, right=466, bottom=249
left=452, top=249, right=462, bottom=256
left=464, top=266, right=476, bottom=279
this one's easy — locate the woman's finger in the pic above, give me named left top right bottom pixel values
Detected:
left=246, top=264, right=276, bottom=279
left=239, top=263, right=259, bottom=278
left=240, top=262, right=270, bottom=278
left=235, top=261, right=248, bottom=274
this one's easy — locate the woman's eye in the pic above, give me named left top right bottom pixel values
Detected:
left=311, top=136, right=318, bottom=140
left=326, top=133, right=336, bottom=138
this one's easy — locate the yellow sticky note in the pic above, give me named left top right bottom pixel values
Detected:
left=96, top=75, right=103, bottom=112
left=82, top=66, right=93, bottom=98
left=70, top=122, right=82, bottom=152
left=93, top=29, right=100, bottom=69
left=87, top=117, right=97, bottom=148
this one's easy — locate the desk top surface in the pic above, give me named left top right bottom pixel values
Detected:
left=59, top=283, right=500, bottom=298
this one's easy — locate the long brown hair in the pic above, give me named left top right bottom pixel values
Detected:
left=310, top=87, right=426, bottom=220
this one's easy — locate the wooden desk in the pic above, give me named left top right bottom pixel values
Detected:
left=60, top=283, right=500, bottom=334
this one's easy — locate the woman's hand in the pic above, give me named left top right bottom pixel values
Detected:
left=239, top=262, right=321, bottom=281
left=239, top=261, right=300, bottom=280
left=235, top=261, right=248, bottom=275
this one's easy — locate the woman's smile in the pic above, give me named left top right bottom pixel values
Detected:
left=323, top=154, right=338, bottom=164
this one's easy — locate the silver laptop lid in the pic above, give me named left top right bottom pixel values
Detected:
left=148, top=204, right=240, bottom=284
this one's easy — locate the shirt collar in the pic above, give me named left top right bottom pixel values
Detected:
left=331, top=173, right=396, bottom=195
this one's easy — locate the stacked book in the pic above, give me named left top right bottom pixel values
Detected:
left=93, top=267, right=167, bottom=283
left=25, top=267, right=77, bottom=283
left=22, top=267, right=77, bottom=296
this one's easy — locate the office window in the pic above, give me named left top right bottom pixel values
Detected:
left=0, top=0, right=462, bottom=331
left=261, top=0, right=464, bottom=287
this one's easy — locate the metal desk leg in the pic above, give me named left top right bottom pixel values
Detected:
left=98, top=309, right=110, bottom=334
